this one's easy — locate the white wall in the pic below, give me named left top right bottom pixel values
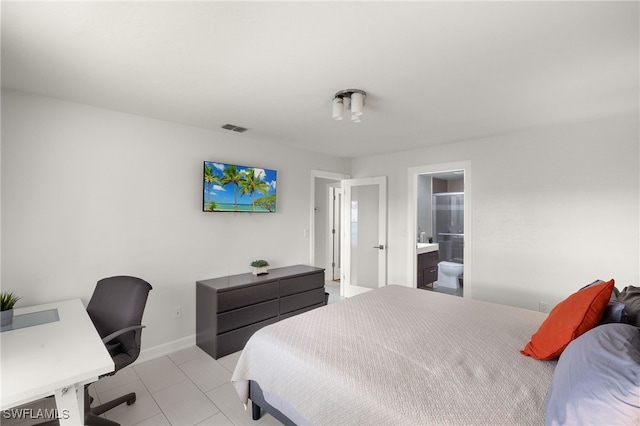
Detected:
left=3, top=89, right=638, bottom=353
left=1, top=89, right=350, bottom=356
left=352, top=115, right=639, bottom=311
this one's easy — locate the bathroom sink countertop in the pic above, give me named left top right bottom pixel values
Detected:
left=417, top=243, right=438, bottom=254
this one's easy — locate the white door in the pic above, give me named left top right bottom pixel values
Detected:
left=341, top=176, right=387, bottom=297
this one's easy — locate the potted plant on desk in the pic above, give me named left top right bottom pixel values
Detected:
left=251, top=260, right=270, bottom=276
left=1, top=291, right=22, bottom=326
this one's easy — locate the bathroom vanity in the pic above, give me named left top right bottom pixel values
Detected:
left=417, top=243, right=439, bottom=289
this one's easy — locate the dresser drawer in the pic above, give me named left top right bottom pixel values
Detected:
left=279, top=271, right=324, bottom=297
left=217, top=281, right=278, bottom=313
left=216, top=317, right=278, bottom=358
left=280, top=287, right=325, bottom=314
left=217, top=299, right=278, bottom=334
left=280, top=302, right=324, bottom=320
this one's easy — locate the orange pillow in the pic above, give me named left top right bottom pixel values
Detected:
left=521, top=279, right=614, bottom=360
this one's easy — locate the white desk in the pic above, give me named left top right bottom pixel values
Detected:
left=1, top=299, right=114, bottom=425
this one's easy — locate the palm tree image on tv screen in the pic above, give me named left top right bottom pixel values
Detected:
left=203, top=161, right=277, bottom=212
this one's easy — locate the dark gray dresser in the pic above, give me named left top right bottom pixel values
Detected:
left=196, top=265, right=325, bottom=359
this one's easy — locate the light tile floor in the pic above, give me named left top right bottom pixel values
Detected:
left=3, top=347, right=279, bottom=426
left=3, top=282, right=345, bottom=426
left=324, top=280, right=342, bottom=304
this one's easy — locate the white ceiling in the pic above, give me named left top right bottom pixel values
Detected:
left=2, top=1, right=638, bottom=159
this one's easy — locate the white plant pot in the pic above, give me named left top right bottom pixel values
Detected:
left=252, top=266, right=269, bottom=276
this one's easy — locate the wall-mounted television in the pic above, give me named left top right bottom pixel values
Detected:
left=203, top=161, right=277, bottom=212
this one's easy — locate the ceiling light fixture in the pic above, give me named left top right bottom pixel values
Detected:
left=332, top=89, right=366, bottom=123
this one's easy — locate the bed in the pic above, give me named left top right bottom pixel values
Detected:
left=231, top=285, right=558, bottom=425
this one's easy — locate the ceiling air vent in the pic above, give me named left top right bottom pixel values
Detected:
left=221, top=124, right=248, bottom=133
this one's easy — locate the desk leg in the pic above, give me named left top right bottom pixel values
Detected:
left=54, top=383, right=84, bottom=425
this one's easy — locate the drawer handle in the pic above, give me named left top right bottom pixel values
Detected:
left=428, top=268, right=437, bottom=273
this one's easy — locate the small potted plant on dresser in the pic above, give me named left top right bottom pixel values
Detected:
left=1, top=291, right=22, bottom=326
left=250, top=260, right=270, bottom=276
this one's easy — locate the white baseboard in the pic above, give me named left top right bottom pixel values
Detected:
left=135, top=334, right=196, bottom=364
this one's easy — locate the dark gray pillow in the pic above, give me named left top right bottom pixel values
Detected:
left=580, top=280, right=627, bottom=324
left=545, top=323, right=640, bottom=425
left=619, top=285, right=640, bottom=327
left=600, top=301, right=628, bottom=324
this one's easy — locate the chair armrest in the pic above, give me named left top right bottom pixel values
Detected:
left=102, top=325, right=146, bottom=344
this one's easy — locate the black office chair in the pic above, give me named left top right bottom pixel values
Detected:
left=84, top=276, right=152, bottom=425
left=38, top=276, right=151, bottom=426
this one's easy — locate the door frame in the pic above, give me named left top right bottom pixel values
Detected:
left=408, top=161, right=472, bottom=297
left=309, top=170, right=350, bottom=269
left=328, top=185, right=343, bottom=281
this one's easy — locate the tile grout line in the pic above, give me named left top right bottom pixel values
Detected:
left=149, top=356, right=195, bottom=426
left=163, top=353, right=231, bottom=426
left=130, top=356, right=186, bottom=426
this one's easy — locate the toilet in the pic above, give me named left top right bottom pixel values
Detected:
left=434, top=261, right=464, bottom=289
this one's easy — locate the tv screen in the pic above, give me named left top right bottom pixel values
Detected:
left=203, top=161, right=277, bottom=212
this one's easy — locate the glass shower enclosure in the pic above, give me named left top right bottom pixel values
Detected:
left=433, top=192, right=464, bottom=263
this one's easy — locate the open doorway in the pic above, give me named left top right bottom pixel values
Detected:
left=313, top=178, right=342, bottom=280
left=418, top=171, right=464, bottom=297
left=310, top=170, right=349, bottom=302
left=311, top=170, right=389, bottom=300
left=409, top=161, right=472, bottom=298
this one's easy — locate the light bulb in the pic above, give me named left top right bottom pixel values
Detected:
left=332, top=97, right=344, bottom=120
left=350, top=92, right=364, bottom=117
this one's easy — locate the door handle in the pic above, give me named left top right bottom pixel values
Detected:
left=373, top=245, right=385, bottom=250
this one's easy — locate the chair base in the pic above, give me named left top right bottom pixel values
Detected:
left=85, top=384, right=136, bottom=425
left=36, top=386, right=136, bottom=426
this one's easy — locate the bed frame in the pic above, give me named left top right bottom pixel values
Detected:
left=249, top=380, right=296, bottom=425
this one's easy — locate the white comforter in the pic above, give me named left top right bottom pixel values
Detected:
left=232, top=285, right=556, bottom=425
